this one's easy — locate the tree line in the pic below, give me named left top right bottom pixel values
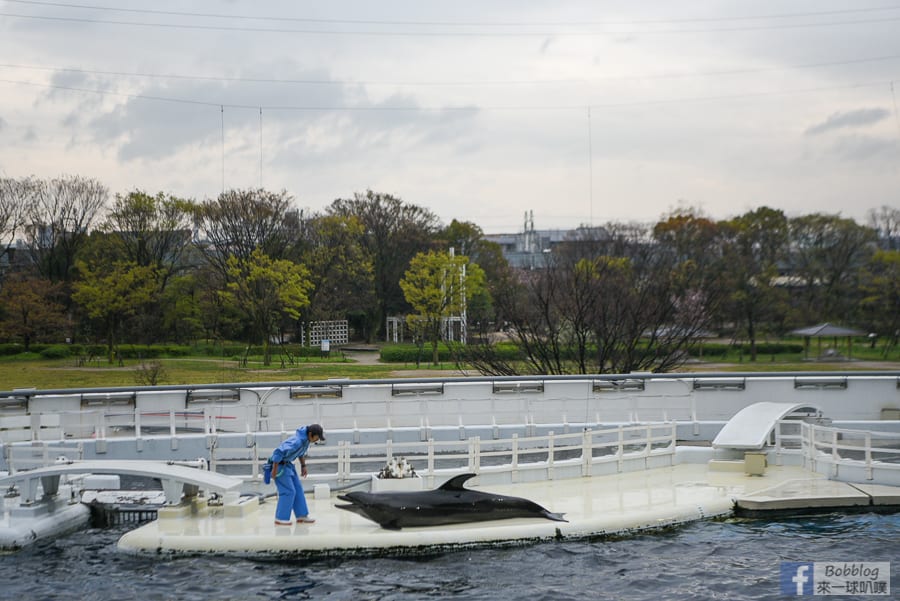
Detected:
left=0, top=174, right=898, bottom=373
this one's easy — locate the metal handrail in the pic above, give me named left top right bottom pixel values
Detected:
left=784, top=421, right=900, bottom=480
left=207, top=422, right=677, bottom=485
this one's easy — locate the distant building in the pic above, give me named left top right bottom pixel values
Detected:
left=484, top=211, right=572, bottom=269
left=484, top=211, right=609, bottom=269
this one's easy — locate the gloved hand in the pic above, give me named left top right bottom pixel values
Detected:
left=263, top=461, right=273, bottom=484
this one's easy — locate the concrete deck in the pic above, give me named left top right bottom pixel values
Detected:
left=118, top=464, right=833, bottom=557
left=735, top=479, right=900, bottom=515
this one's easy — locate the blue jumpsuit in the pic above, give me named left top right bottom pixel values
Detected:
left=269, top=425, right=312, bottom=522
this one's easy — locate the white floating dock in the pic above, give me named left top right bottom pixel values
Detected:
left=119, top=464, right=820, bottom=556
left=1, top=490, right=90, bottom=550
left=735, top=479, right=900, bottom=515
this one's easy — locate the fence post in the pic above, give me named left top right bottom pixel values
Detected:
left=831, top=429, right=839, bottom=478
left=774, top=420, right=782, bottom=466
left=806, top=423, right=817, bottom=472
left=337, top=441, right=346, bottom=482
left=865, top=432, right=873, bottom=481
left=95, top=410, right=107, bottom=454
left=169, top=409, right=178, bottom=451
left=547, top=431, right=555, bottom=480
left=427, top=439, right=435, bottom=488
left=617, top=425, right=624, bottom=472
left=511, top=433, right=519, bottom=483
left=582, top=428, right=592, bottom=477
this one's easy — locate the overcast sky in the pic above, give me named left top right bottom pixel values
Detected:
left=1, top=1, right=899, bottom=233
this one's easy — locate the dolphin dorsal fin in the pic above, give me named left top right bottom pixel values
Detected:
left=438, top=473, right=477, bottom=491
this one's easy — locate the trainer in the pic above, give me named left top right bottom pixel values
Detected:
left=267, top=423, right=324, bottom=525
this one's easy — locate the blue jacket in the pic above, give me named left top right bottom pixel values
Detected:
left=270, top=425, right=312, bottom=467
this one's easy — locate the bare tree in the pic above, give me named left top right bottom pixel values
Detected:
left=22, top=175, right=108, bottom=284
left=868, top=205, right=900, bottom=251
left=194, top=188, right=300, bottom=278
left=462, top=222, right=718, bottom=375
left=102, top=190, right=196, bottom=286
left=0, top=177, right=38, bottom=278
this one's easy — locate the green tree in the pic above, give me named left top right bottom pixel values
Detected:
left=86, top=190, right=198, bottom=343
left=328, top=191, right=439, bottom=341
left=859, top=250, right=900, bottom=354
left=719, top=207, right=790, bottom=360
left=437, top=219, right=505, bottom=335
left=71, top=260, right=159, bottom=361
left=220, top=248, right=313, bottom=365
left=0, top=272, right=68, bottom=350
left=300, top=214, right=375, bottom=329
left=789, top=214, right=877, bottom=323
left=400, top=250, right=485, bottom=365
left=160, top=274, right=205, bottom=343
left=652, top=209, right=729, bottom=308
left=102, top=190, right=195, bottom=286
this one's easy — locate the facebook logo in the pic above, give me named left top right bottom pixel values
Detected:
left=780, top=561, right=890, bottom=596
left=782, top=562, right=814, bottom=596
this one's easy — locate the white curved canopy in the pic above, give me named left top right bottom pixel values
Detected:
left=712, top=402, right=822, bottom=450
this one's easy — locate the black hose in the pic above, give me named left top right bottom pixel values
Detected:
left=328, top=478, right=372, bottom=492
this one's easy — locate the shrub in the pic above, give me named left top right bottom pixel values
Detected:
left=687, top=344, right=729, bottom=357
left=380, top=343, right=524, bottom=363
left=380, top=344, right=456, bottom=363
left=740, top=342, right=804, bottom=354
left=0, top=343, right=25, bottom=356
left=39, top=345, right=72, bottom=359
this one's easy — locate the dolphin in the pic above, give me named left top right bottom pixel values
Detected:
left=335, top=473, right=567, bottom=530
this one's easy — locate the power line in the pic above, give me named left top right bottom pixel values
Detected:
left=1, top=75, right=896, bottom=112
left=4, top=10, right=900, bottom=36
left=2, top=52, right=900, bottom=88
left=7, top=0, right=900, bottom=28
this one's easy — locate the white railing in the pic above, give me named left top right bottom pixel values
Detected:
left=780, top=421, right=900, bottom=481
left=4, top=372, right=898, bottom=439
left=0, top=408, right=228, bottom=443
left=3, top=442, right=84, bottom=474
left=210, top=422, right=677, bottom=486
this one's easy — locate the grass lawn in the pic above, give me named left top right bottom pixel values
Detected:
left=0, top=354, right=399, bottom=391
left=1, top=347, right=897, bottom=391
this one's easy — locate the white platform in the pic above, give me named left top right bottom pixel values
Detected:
left=1, top=493, right=91, bottom=550
left=118, top=464, right=815, bottom=556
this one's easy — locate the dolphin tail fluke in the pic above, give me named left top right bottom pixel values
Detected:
left=544, top=511, right=568, bottom=523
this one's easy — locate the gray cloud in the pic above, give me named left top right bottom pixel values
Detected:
left=830, top=134, right=900, bottom=163
left=805, top=108, right=890, bottom=136
left=3, top=1, right=900, bottom=231
left=77, top=66, right=480, bottom=164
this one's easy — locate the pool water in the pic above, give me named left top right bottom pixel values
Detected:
left=2, top=512, right=897, bottom=600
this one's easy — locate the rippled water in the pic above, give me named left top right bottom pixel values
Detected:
left=2, top=513, right=897, bottom=600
